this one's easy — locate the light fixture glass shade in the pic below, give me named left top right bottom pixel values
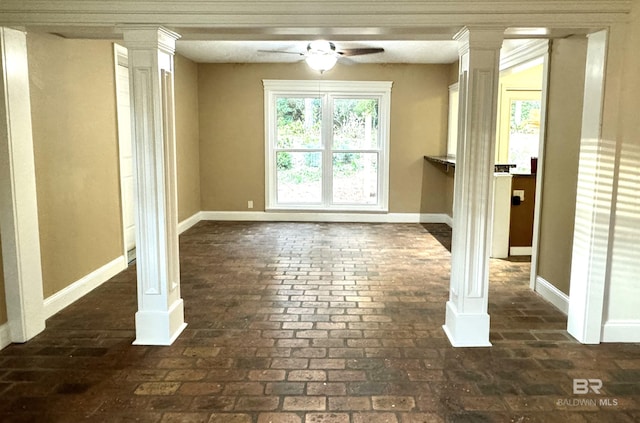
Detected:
left=305, top=53, right=338, bottom=73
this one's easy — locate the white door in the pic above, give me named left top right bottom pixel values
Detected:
left=114, top=45, right=136, bottom=261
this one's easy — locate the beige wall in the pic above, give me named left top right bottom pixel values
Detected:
left=537, top=36, right=588, bottom=295
left=175, top=54, right=202, bottom=221
left=27, top=33, right=122, bottom=298
left=198, top=62, right=451, bottom=214
left=0, top=234, right=6, bottom=325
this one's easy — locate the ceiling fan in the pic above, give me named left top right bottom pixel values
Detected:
left=259, top=40, right=384, bottom=73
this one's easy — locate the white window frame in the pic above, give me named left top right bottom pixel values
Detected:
left=263, top=79, right=392, bottom=212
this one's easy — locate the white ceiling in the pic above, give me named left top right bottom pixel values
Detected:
left=176, top=40, right=461, bottom=64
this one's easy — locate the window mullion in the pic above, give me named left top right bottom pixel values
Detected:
left=322, top=94, right=333, bottom=208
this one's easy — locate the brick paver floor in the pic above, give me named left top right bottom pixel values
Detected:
left=0, top=222, right=638, bottom=422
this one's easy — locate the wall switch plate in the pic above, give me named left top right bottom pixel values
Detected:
left=248, top=200, right=254, bottom=209
left=513, top=190, right=525, bottom=202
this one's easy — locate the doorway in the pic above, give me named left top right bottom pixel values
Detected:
left=114, top=44, right=136, bottom=263
left=495, top=54, right=545, bottom=258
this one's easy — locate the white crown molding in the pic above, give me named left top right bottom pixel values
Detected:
left=500, top=39, right=549, bottom=71
left=121, top=26, right=180, bottom=54
left=0, top=1, right=631, bottom=28
left=454, top=27, right=506, bottom=54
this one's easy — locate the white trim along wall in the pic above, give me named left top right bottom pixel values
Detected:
left=0, top=322, right=11, bottom=350
left=181, top=211, right=452, bottom=226
left=43, top=256, right=128, bottom=319
left=601, top=322, right=640, bottom=343
left=534, top=276, right=569, bottom=315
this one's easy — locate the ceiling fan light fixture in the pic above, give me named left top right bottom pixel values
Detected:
left=305, top=40, right=337, bottom=73
left=305, top=53, right=338, bottom=73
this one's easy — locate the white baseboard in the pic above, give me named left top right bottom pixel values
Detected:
left=510, top=246, right=532, bottom=256
left=444, top=214, right=453, bottom=228
left=601, top=321, right=640, bottom=342
left=199, top=211, right=451, bottom=224
left=43, top=256, right=128, bottom=319
left=534, top=276, right=569, bottom=315
left=0, top=322, right=11, bottom=350
left=421, top=213, right=453, bottom=226
left=178, top=211, right=202, bottom=234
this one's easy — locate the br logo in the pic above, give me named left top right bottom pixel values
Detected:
left=573, top=378, right=603, bottom=395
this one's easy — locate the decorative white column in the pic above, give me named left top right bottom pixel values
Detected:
left=123, top=27, right=186, bottom=345
left=443, top=27, right=503, bottom=347
left=0, top=27, right=46, bottom=343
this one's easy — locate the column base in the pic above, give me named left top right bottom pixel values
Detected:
left=443, top=301, right=492, bottom=347
left=133, top=299, right=187, bottom=346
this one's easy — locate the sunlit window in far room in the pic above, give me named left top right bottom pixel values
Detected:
left=508, top=97, right=541, bottom=173
left=264, top=80, right=391, bottom=211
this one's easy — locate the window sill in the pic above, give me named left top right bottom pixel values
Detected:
left=266, top=207, right=389, bottom=214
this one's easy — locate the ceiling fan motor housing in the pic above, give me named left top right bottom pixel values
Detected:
left=307, top=40, right=336, bottom=54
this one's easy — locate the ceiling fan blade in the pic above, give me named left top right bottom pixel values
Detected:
left=258, top=50, right=305, bottom=56
left=337, top=47, right=384, bottom=57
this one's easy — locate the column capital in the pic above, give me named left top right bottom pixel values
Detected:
left=454, top=26, right=505, bottom=54
left=121, top=25, right=181, bottom=54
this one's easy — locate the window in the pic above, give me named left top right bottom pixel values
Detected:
left=264, top=80, right=392, bottom=211
left=496, top=89, right=542, bottom=173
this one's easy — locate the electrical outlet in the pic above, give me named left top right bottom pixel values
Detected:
left=248, top=200, right=254, bottom=209
left=513, top=190, right=525, bottom=202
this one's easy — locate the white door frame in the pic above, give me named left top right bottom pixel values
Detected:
left=113, top=43, right=136, bottom=262
left=0, top=27, right=45, bottom=344
left=518, top=44, right=551, bottom=293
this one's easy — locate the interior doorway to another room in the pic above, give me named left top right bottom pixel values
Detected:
left=495, top=57, right=545, bottom=258
left=114, top=44, right=136, bottom=263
